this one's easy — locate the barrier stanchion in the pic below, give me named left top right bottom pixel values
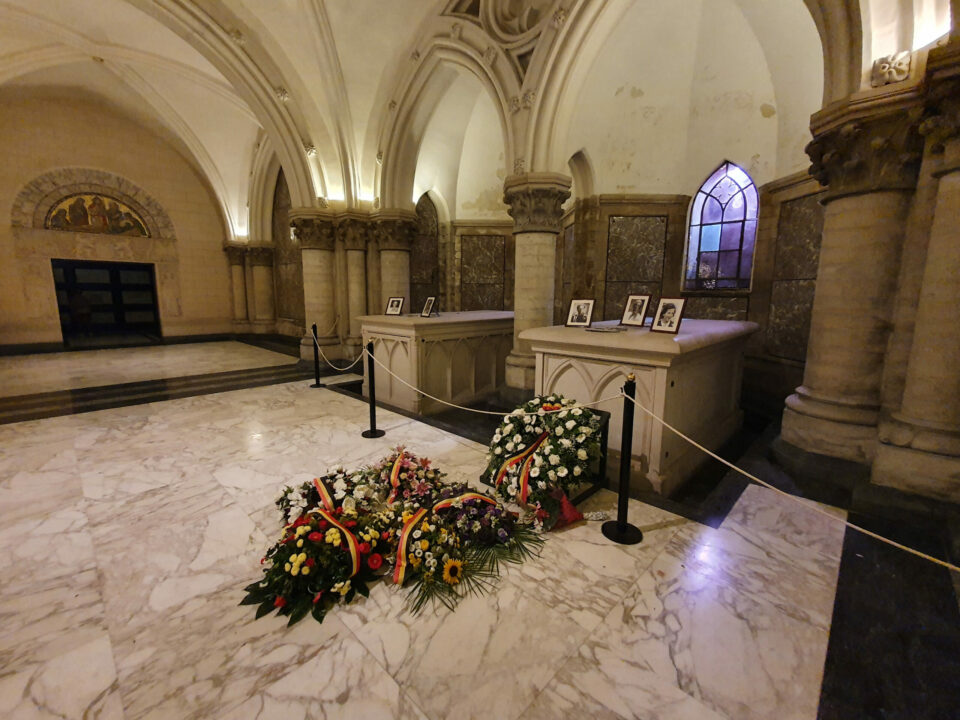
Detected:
left=361, top=341, right=385, bottom=439
left=602, top=373, right=643, bottom=545
left=310, top=324, right=322, bottom=389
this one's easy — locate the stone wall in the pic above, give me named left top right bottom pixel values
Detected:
left=412, top=194, right=440, bottom=312
left=271, top=169, right=304, bottom=330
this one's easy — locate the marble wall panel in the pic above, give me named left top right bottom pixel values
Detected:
left=684, top=296, right=749, bottom=320
left=503, top=234, right=515, bottom=311
left=767, top=279, right=816, bottom=362
left=606, top=216, right=667, bottom=282
left=461, top=283, right=504, bottom=311
left=602, top=281, right=660, bottom=322
left=412, top=195, right=439, bottom=289
left=460, top=233, right=508, bottom=311
left=270, top=170, right=304, bottom=325
left=774, top=194, right=825, bottom=280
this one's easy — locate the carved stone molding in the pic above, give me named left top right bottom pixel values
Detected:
left=919, top=77, right=960, bottom=155
left=806, top=110, right=923, bottom=199
left=246, top=246, right=275, bottom=266
left=502, top=173, right=572, bottom=233
left=223, top=244, right=246, bottom=266
left=870, top=52, right=911, bottom=87
left=374, top=217, right=417, bottom=252
left=290, top=217, right=334, bottom=250
left=336, top=217, right=369, bottom=251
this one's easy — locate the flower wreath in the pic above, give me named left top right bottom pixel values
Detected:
left=483, top=394, right=603, bottom=530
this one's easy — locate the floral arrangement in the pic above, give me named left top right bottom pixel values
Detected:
left=483, top=394, right=603, bottom=530
left=242, top=447, right=542, bottom=624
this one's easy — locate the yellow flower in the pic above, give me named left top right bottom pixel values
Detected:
left=420, top=540, right=429, bottom=551
left=296, top=526, right=309, bottom=537
left=338, top=580, right=351, bottom=595
left=420, top=521, right=430, bottom=532
left=401, top=511, right=413, bottom=523
left=325, top=528, right=341, bottom=545
left=296, top=539, right=304, bottom=548
left=409, top=554, right=421, bottom=567
left=301, top=566, right=310, bottom=575
left=297, top=552, right=307, bottom=563
left=442, top=558, right=464, bottom=585
left=290, top=565, right=300, bottom=576
left=284, top=563, right=291, bottom=572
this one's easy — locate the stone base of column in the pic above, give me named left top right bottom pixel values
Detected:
left=504, top=351, right=536, bottom=391
left=872, top=442, right=960, bottom=503
left=781, top=399, right=878, bottom=465
left=299, top=334, right=342, bottom=363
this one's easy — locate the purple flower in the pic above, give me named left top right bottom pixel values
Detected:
left=497, top=528, right=509, bottom=542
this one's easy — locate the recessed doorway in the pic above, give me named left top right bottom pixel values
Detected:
left=52, top=259, right=161, bottom=348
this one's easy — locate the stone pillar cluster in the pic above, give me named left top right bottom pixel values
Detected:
left=223, top=244, right=275, bottom=328
left=781, top=42, right=960, bottom=502
left=502, top=172, right=571, bottom=391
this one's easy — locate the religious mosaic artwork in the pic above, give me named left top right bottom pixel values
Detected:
left=44, top=193, right=150, bottom=236
left=244, top=447, right=543, bottom=624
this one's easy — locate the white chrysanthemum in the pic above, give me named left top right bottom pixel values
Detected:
left=549, top=454, right=560, bottom=465
left=534, top=454, right=543, bottom=466
left=580, top=426, right=592, bottom=435
left=547, top=395, right=556, bottom=402
left=533, top=397, right=541, bottom=405
left=573, top=465, right=582, bottom=476
left=565, top=420, right=576, bottom=430
left=513, top=434, right=522, bottom=443
left=494, top=447, right=502, bottom=455
left=538, top=409, right=546, bottom=416
left=518, top=443, right=526, bottom=451
left=506, top=442, right=515, bottom=452
left=577, top=449, right=588, bottom=460
left=559, top=410, right=568, bottom=418
left=343, top=496, right=357, bottom=514
left=508, top=485, right=518, bottom=496
left=555, top=426, right=564, bottom=436
left=548, top=470, right=557, bottom=480
left=572, top=408, right=582, bottom=416
left=504, top=423, right=514, bottom=434
left=413, top=529, right=422, bottom=538
left=537, top=480, right=547, bottom=489
left=557, top=467, right=569, bottom=477
left=560, top=439, right=572, bottom=448
left=577, top=434, right=585, bottom=443
left=530, top=467, right=540, bottom=477
left=493, top=433, right=501, bottom=443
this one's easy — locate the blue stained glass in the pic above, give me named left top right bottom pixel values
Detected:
left=700, top=224, right=721, bottom=252
left=712, top=177, right=739, bottom=205
left=703, top=164, right=727, bottom=192
left=727, top=165, right=751, bottom=189
left=702, top=197, right=722, bottom=224
left=720, top=222, right=742, bottom=250
left=699, top=252, right=718, bottom=278
left=723, top=193, right=745, bottom=221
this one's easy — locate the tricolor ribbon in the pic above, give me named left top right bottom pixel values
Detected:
left=387, top=456, right=404, bottom=504
left=392, top=508, right=427, bottom=585
left=432, top=492, right=497, bottom=512
left=312, top=508, right=361, bottom=578
left=493, top=431, right=549, bottom=503
left=313, top=477, right=336, bottom=512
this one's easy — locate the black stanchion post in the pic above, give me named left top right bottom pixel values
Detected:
left=361, top=341, right=385, bottom=439
left=310, top=324, right=322, bottom=388
left=602, top=373, right=644, bottom=545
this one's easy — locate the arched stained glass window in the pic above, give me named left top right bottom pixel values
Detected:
left=684, top=161, right=758, bottom=290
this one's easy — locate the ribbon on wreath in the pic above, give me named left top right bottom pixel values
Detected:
left=312, top=477, right=336, bottom=512
left=392, top=507, right=427, bottom=585
left=432, top=492, right=497, bottom=512
left=387, top=455, right=405, bottom=504
left=493, top=431, right=549, bottom=503
left=312, top=508, right=361, bottom=578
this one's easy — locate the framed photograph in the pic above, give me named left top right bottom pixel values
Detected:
left=420, top=296, right=436, bottom=317
left=384, top=297, right=404, bottom=315
left=565, top=299, right=595, bottom=327
left=620, top=294, right=651, bottom=327
left=650, top=298, right=686, bottom=334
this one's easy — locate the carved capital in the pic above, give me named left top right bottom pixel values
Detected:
left=806, top=110, right=923, bottom=199
left=335, top=217, right=369, bottom=251
left=223, top=244, right=246, bottom=266
left=374, top=217, right=417, bottom=251
left=502, top=173, right=572, bottom=233
left=290, top=217, right=334, bottom=250
left=246, top=246, right=274, bottom=267
left=919, top=77, right=960, bottom=155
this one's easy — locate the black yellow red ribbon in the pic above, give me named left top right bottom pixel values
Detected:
left=388, top=456, right=404, bottom=504
left=493, top=431, right=549, bottom=503
left=312, top=508, right=361, bottom=578
left=392, top=508, right=427, bottom=584
left=313, top=477, right=336, bottom=512
left=432, top=492, right=497, bottom=512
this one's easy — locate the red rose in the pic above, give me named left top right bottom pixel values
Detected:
left=367, top=553, right=383, bottom=570
left=273, top=596, right=286, bottom=608
left=318, top=520, right=328, bottom=530
left=312, top=591, right=323, bottom=604
left=306, top=557, right=316, bottom=568
left=308, top=532, right=323, bottom=542
left=381, top=531, right=391, bottom=540
left=344, top=520, right=357, bottom=528
left=358, top=542, right=371, bottom=555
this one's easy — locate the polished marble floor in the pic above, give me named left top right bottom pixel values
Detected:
left=0, top=341, right=297, bottom=398
left=0, top=379, right=851, bottom=719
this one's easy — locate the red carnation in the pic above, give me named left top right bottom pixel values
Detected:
left=273, top=596, right=286, bottom=608
left=308, top=531, right=323, bottom=542
left=312, top=591, right=323, bottom=604
left=358, top=542, right=371, bottom=555
left=381, top=531, right=391, bottom=540
left=318, top=520, right=328, bottom=530
left=306, top=557, right=316, bottom=568
left=367, top=553, right=383, bottom=570
left=344, top=520, right=357, bottom=528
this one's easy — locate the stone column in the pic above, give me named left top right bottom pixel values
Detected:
left=246, top=246, right=276, bottom=324
left=873, top=64, right=960, bottom=501
left=366, top=232, right=382, bottom=316
left=335, top=217, right=368, bottom=353
left=502, top=173, right=572, bottom=391
left=781, top=110, right=922, bottom=464
left=375, top=212, right=417, bottom=313
left=224, top=245, right=247, bottom=322
left=292, top=215, right=338, bottom=361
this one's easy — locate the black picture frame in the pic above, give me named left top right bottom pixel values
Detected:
left=650, top=298, right=686, bottom=334
left=384, top=297, right=404, bottom=315
left=620, top=294, right=651, bottom=327
left=565, top=299, right=595, bottom=327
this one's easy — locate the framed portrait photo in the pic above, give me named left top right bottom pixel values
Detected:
left=565, top=299, right=595, bottom=327
left=650, top=298, right=686, bottom=334
left=384, top=297, right=404, bottom=315
left=620, top=294, right=651, bottom=327
left=420, top=296, right=436, bottom=317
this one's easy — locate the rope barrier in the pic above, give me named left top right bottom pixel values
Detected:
left=620, top=392, right=960, bottom=574
left=311, top=330, right=366, bottom=372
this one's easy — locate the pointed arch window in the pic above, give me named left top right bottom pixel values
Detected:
left=684, top=161, right=758, bottom=290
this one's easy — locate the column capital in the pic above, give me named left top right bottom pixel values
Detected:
left=502, top=173, right=571, bottom=233
left=246, top=245, right=274, bottom=266
left=372, top=211, right=417, bottom=251
left=334, top=216, right=370, bottom=251
left=290, top=213, right=335, bottom=250
left=807, top=107, right=924, bottom=200
left=919, top=47, right=960, bottom=157
left=223, top=244, right=246, bottom=266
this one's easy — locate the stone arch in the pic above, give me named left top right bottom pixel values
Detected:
left=11, top=167, right=176, bottom=240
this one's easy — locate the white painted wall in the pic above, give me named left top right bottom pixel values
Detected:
left=456, top=90, right=509, bottom=221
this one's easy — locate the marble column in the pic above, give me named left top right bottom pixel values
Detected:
left=873, top=63, right=960, bottom=501
left=246, top=246, right=276, bottom=324
left=223, top=245, right=247, bottom=322
left=502, top=173, right=571, bottom=391
left=291, top=215, right=338, bottom=361
left=375, top=212, right=417, bottom=313
left=335, top=217, right=368, bottom=353
left=781, top=110, right=922, bottom=464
